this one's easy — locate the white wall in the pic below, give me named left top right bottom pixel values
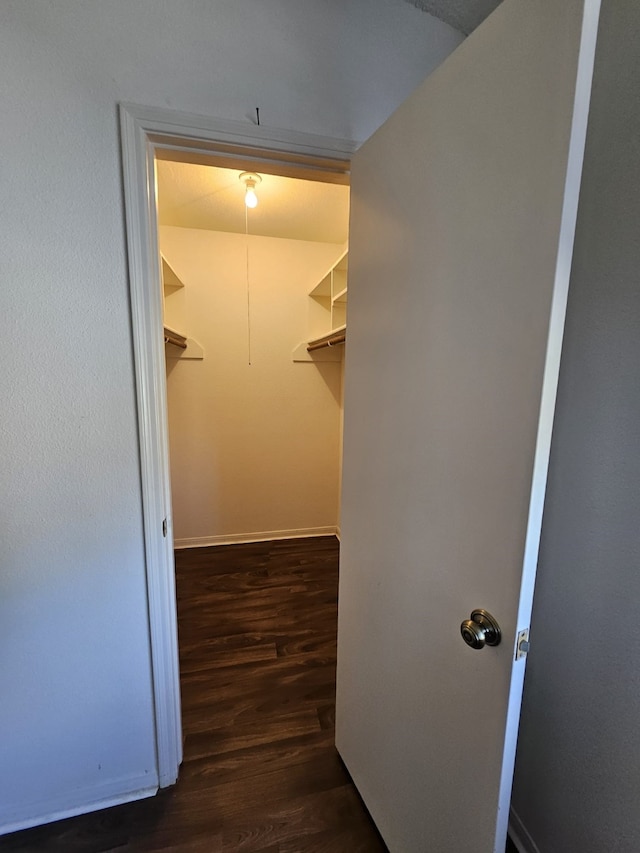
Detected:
left=0, top=0, right=462, bottom=833
left=511, top=2, right=640, bottom=850
left=160, top=226, right=343, bottom=545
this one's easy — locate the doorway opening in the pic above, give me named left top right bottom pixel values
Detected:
left=155, top=153, right=350, bottom=550
left=151, top=154, right=357, bottom=823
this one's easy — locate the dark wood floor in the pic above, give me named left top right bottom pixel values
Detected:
left=3, top=535, right=520, bottom=852
left=2, top=537, right=386, bottom=852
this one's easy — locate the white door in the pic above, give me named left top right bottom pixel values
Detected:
left=336, top=0, right=600, bottom=850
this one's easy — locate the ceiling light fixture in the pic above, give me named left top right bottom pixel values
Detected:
left=239, top=171, right=262, bottom=209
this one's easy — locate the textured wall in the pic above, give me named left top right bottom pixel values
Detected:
left=511, top=2, right=640, bottom=850
left=0, top=0, right=462, bottom=833
left=161, top=227, right=343, bottom=544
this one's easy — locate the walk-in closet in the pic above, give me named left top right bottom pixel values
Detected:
left=156, top=156, right=350, bottom=548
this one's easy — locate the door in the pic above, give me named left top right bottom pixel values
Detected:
left=336, top=0, right=600, bottom=850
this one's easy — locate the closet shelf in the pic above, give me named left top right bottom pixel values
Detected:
left=161, top=253, right=204, bottom=359
left=162, top=256, right=185, bottom=294
left=307, top=325, right=346, bottom=352
left=164, top=325, right=187, bottom=349
left=292, top=244, right=348, bottom=363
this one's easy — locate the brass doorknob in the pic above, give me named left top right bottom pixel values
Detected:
left=460, top=609, right=501, bottom=650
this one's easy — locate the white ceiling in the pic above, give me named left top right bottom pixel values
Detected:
left=156, top=160, right=350, bottom=245
left=406, top=0, right=503, bottom=35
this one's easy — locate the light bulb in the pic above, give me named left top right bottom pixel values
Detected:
left=245, top=185, right=258, bottom=208
left=239, top=171, right=262, bottom=209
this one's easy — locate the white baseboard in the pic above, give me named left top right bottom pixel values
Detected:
left=0, top=774, right=157, bottom=837
left=509, top=806, right=541, bottom=853
left=174, top=526, right=338, bottom=549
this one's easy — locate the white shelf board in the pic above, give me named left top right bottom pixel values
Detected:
left=165, top=336, right=204, bottom=360
left=161, top=256, right=184, bottom=293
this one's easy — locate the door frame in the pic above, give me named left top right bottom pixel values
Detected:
left=118, top=102, right=356, bottom=786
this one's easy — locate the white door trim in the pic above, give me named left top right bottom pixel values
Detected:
left=118, top=102, right=356, bottom=786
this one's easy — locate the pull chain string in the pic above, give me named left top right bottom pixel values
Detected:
left=245, top=202, right=252, bottom=366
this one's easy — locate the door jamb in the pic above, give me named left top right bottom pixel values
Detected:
left=118, top=102, right=356, bottom=786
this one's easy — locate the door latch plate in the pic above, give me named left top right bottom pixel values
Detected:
left=516, top=628, right=530, bottom=660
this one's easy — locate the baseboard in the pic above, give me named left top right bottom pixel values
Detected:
left=174, top=526, right=338, bottom=549
left=0, top=774, right=157, bottom=837
left=509, top=806, right=541, bottom=853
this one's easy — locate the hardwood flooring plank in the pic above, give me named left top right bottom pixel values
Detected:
left=176, top=752, right=354, bottom=822
left=219, top=785, right=381, bottom=852
left=274, top=632, right=336, bottom=660
left=180, top=676, right=336, bottom=734
left=183, top=708, right=322, bottom=760
left=180, top=641, right=279, bottom=673
left=280, top=825, right=386, bottom=853
left=179, top=632, right=272, bottom=655
left=179, top=730, right=336, bottom=787
left=144, top=837, right=224, bottom=853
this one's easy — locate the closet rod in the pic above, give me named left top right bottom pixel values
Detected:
left=307, top=330, right=346, bottom=352
left=164, top=326, right=187, bottom=349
